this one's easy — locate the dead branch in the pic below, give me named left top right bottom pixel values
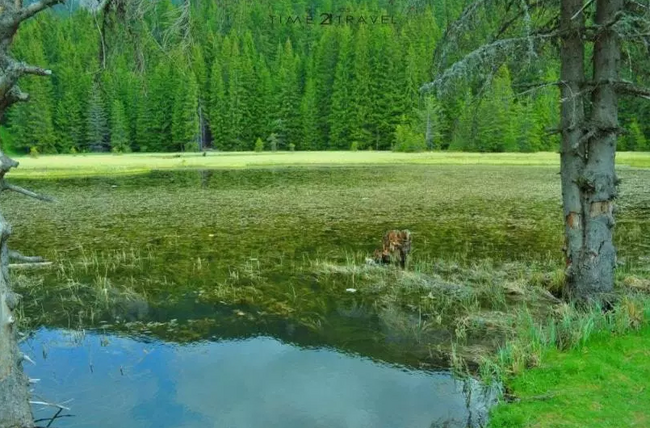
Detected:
left=29, top=401, right=70, bottom=411
left=13, top=63, right=52, bottom=77
left=1, top=183, right=55, bottom=202
left=617, top=82, right=650, bottom=98
left=9, top=250, right=44, bottom=263
left=582, top=79, right=650, bottom=99
left=513, top=80, right=562, bottom=96
left=9, top=262, right=52, bottom=270
left=572, top=0, right=595, bottom=20
left=17, top=0, right=64, bottom=22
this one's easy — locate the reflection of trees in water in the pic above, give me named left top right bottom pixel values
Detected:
left=200, top=170, right=214, bottom=188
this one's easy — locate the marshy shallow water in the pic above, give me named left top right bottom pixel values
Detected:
left=7, top=165, right=650, bottom=427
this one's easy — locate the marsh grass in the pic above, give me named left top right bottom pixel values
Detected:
left=13, top=247, right=154, bottom=329
left=311, top=253, right=650, bottom=380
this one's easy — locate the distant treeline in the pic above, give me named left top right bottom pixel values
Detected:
left=5, top=0, right=649, bottom=154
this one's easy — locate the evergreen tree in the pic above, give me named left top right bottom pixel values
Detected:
left=274, top=39, right=301, bottom=149
left=54, top=65, right=86, bottom=153
left=352, top=26, right=372, bottom=148
left=475, top=66, right=518, bottom=152
left=621, top=119, right=648, bottom=151
left=415, top=95, right=446, bottom=150
left=148, top=60, right=177, bottom=151
left=110, top=99, right=130, bottom=153
left=172, top=72, right=200, bottom=151
left=240, top=31, right=260, bottom=146
left=450, top=91, right=476, bottom=151
left=313, top=28, right=338, bottom=149
left=86, top=83, right=109, bottom=151
left=225, top=36, right=246, bottom=150
left=329, top=28, right=354, bottom=150
left=208, top=57, right=227, bottom=149
left=9, top=25, right=57, bottom=153
left=300, top=76, right=319, bottom=150
left=369, top=26, right=403, bottom=150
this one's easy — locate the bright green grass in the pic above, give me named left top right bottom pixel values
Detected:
left=489, top=325, right=650, bottom=428
left=9, top=151, right=650, bottom=178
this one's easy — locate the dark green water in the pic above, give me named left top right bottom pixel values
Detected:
left=6, top=165, right=650, bottom=427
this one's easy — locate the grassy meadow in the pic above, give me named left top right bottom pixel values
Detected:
left=9, top=151, right=650, bottom=178
left=5, top=151, right=650, bottom=427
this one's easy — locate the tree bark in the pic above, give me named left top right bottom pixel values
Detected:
left=0, top=212, right=33, bottom=428
left=560, top=0, right=587, bottom=295
left=562, top=0, right=623, bottom=302
left=0, top=1, right=64, bottom=426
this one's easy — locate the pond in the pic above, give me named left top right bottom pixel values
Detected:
left=6, top=165, right=650, bottom=427
left=22, top=328, right=496, bottom=428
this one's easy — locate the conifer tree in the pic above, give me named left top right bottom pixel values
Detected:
left=9, top=25, right=57, bottom=153
left=475, top=65, right=518, bottom=152
left=275, top=39, right=301, bottom=149
left=172, top=72, right=200, bottom=151
left=313, top=28, right=338, bottom=149
left=86, top=82, right=109, bottom=151
left=208, top=57, right=227, bottom=150
left=300, top=76, right=319, bottom=151
left=329, top=27, right=354, bottom=150
left=226, top=36, right=246, bottom=150
left=368, top=26, right=403, bottom=150
left=352, top=26, right=372, bottom=148
left=110, top=99, right=130, bottom=153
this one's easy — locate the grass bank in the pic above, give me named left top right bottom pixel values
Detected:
left=8, top=151, right=650, bottom=178
left=488, top=323, right=650, bottom=427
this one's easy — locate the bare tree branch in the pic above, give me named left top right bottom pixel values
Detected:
left=13, top=63, right=52, bottom=77
left=1, top=183, right=55, bottom=202
left=17, top=0, right=64, bottom=22
left=423, top=31, right=559, bottom=95
left=8, top=250, right=44, bottom=263
left=572, top=0, right=595, bottom=20
left=615, top=80, right=650, bottom=98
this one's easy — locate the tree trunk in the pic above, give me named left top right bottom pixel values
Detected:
left=560, top=0, right=587, bottom=298
left=0, top=211, right=33, bottom=428
left=0, top=1, right=71, bottom=426
left=561, top=0, right=623, bottom=302
left=425, top=110, right=432, bottom=150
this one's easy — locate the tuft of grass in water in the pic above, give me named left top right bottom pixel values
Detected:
left=312, top=253, right=650, bottom=373
left=13, top=247, right=152, bottom=329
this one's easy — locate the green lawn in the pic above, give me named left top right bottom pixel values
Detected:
left=8, top=151, right=650, bottom=177
left=489, top=325, right=650, bottom=428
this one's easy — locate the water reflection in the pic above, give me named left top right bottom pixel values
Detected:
left=23, top=329, right=495, bottom=428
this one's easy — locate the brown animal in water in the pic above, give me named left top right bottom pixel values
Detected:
left=372, top=230, right=412, bottom=268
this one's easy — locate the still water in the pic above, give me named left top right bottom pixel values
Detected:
left=22, top=329, right=494, bottom=428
